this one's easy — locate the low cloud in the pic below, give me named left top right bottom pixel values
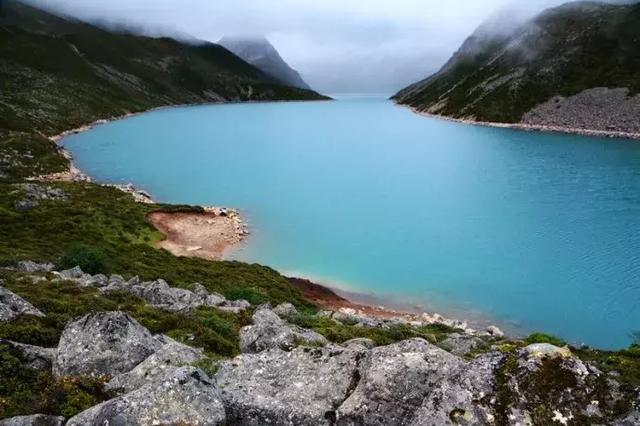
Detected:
left=27, top=0, right=622, bottom=93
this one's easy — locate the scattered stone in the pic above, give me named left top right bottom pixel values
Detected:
left=55, top=266, right=84, bottom=280
left=129, top=279, right=204, bottom=312
left=239, top=307, right=328, bottom=353
left=14, top=199, right=38, bottom=211
left=0, top=339, right=56, bottom=370
left=106, top=336, right=205, bottom=393
left=216, top=345, right=364, bottom=425
left=205, top=292, right=226, bottom=307
left=486, top=325, right=505, bottom=337
left=14, top=261, right=55, bottom=273
left=53, top=311, right=163, bottom=377
left=67, top=367, right=225, bottom=426
left=192, top=282, right=209, bottom=298
left=273, top=302, right=298, bottom=318
left=0, top=414, right=65, bottom=426
left=0, top=284, right=45, bottom=321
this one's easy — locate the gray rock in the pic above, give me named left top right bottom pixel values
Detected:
left=14, top=199, right=39, bottom=211
left=14, top=261, right=55, bottom=273
left=0, top=285, right=45, bottom=321
left=342, top=338, right=376, bottom=349
left=407, top=351, right=504, bottom=425
left=130, top=279, right=203, bottom=312
left=239, top=307, right=328, bottom=353
left=216, top=345, right=364, bottom=425
left=615, top=407, right=640, bottom=426
left=67, top=367, right=225, bottom=426
left=106, top=336, right=204, bottom=393
left=53, top=311, right=163, bottom=377
left=56, top=266, right=84, bottom=280
left=273, top=302, right=298, bottom=318
left=192, top=283, right=209, bottom=298
left=0, top=414, right=64, bottom=426
left=0, top=339, right=56, bottom=369
left=205, top=292, right=226, bottom=307
left=108, top=274, right=126, bottom=287
left=486, top=325, right=505, bottom=337
left=440, top=333, right=485, bottom=356
left=337, top=338, right=465, bottom=425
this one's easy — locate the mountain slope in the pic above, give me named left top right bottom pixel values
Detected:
left=393, top=1, right=640, bottom=134
left=0, top=0, right=327, bottom=136
left=219, top=36, right=312, bottom=91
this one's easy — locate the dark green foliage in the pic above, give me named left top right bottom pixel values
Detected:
left=0, top=344, right=113, bottom=419
left=394, top=2, right=640, bottom=123
left=0, top=131, right=68, bottom=181
left=59, top=243, right=109, bottom=274
left=524, top=332, right=567, bottom=347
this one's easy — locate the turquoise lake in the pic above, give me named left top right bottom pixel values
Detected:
left=62, top=96, right=640, bottom=349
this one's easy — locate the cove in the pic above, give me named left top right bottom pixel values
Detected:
left=62, top=96, right=640, bottom=349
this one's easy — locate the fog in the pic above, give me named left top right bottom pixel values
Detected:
left=25, top=0, right=623, bottom=93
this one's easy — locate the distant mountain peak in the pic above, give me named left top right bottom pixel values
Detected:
left=219, top=36, right=312, bottom=91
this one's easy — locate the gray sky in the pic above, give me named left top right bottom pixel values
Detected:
left=31, top=0, right=579, bottom=93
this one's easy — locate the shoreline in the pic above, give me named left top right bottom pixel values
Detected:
left=401, top=104, right=640, bottom=141
left=42, top=98, right=512, bottom=337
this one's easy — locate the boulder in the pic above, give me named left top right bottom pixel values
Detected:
left=192, top=283, right=209, bottom=298
left=129, top=279, right=203, bottom=312
left=205, top=292, right=226, bottom=307
left=0, top=339, right=56, bottom=369
left=273, top=302, right=298, bottom=318
left=0, top=414, right=64, bottom=426
left=67, top=367, right=225, bottom=426
left=216, top=345, right=364, bottom=425
left=336, top=338, right=465, bottom=425
left=239, top=307, right=328, bottom=353
left=0, top=285, right=45, bottom=321
left=486, top=325, right=505, bottom=337
left=218, top=299, right=251, bottom=313
left=14, top=261, right=55, bottom=274
left=106, top=336, right=204, bottom=393
left=53, top=311, right=163, bottom=377
left=522, top=343, right=572, bottom=360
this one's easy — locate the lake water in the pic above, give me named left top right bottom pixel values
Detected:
left=62, top=96, right=640, bottom=349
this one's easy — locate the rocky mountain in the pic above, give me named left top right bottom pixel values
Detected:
left=0, top=0, right=327, bottom=136
left=219, top=36, right=312, bottom=91
left=393, top=1, right=640, bottom=135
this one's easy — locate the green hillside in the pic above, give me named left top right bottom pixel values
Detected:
left=393, top=1, right=640, bottom=126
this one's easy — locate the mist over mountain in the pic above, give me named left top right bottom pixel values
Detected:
left=219, top=37, right=311, bottom=91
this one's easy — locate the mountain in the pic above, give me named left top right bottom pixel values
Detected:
left=0, top=1, right=327, bottom=136
left=393, top=1, right=640, bottom=135
left=219, top=37, right=312, bottom=91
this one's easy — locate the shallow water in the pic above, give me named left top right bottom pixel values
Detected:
left=63, top=96, right=640, bottom=349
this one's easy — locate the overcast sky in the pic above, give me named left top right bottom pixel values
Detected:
left=31, top=0, right=582, bottom=93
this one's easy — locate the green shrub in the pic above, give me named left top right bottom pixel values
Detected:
left=59, top=243, right=109, bottom=275
left=525, top=332, right=567, bottom=347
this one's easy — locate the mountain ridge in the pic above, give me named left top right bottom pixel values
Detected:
left=393, top=1, right=640, bottom=136
left=219, top=36, right=312, bottom=91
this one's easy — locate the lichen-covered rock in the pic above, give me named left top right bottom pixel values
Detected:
left=67, top=367, right=225, bottom=426
left=205, top=292, right=226, bottom=307
left=218, top=298, right=251, bottom=313
left=53, top=311, right=163, bottom=377
left=0, top=284, right=45, bottom=321
left=0, top=339, right=55, bottom=370
left=0, top=414, right=64, bottom=426
left=523, top=343, right=572, bottom=360
left=336, top=338, right=465, bottom=425
left=55, top=266, right=84, bottom=280
left=239, top=307, right=328, bottom=353
left=342, top=338, right=376, bottom=349
left=273, top=302, right=298, bottom=317
left=106, top=336, right=204, bottom=393
left=216, top=345, right=364, bottom=425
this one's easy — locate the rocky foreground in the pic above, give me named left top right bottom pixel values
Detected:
left=1, top=263, right=639, bottom=425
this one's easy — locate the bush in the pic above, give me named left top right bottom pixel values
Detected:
left=59, top=243, right=108, bottom=274
left=525, top=332, right=567, bottom=347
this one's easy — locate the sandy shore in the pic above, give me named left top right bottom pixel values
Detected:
left=404, top=105, right=640, bottom=141
left=148, top=208, right=248, bottom=261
